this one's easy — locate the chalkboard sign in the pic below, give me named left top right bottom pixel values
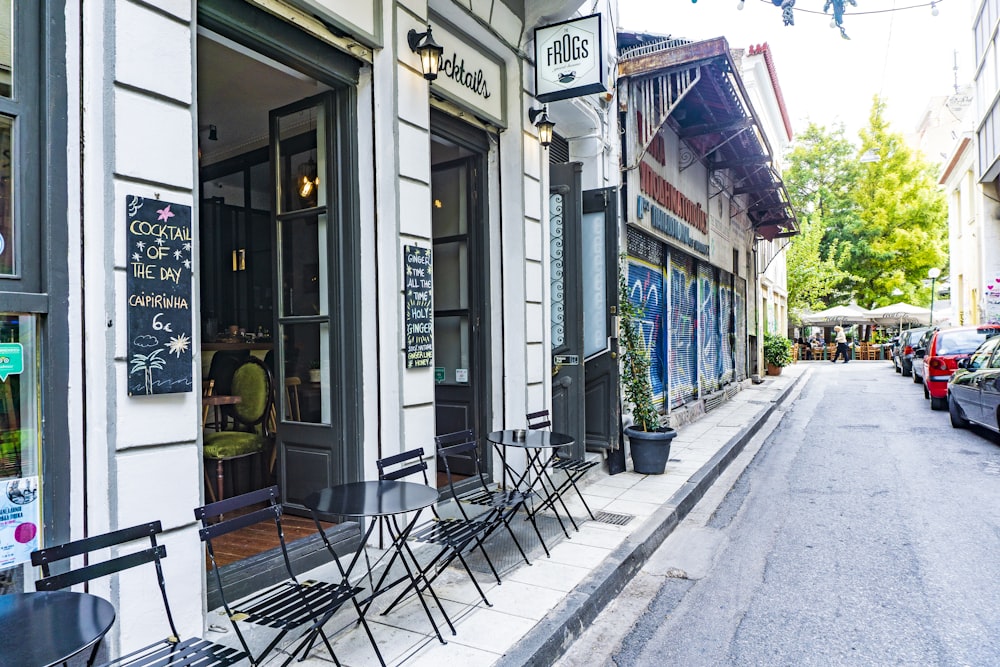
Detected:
left=126, top=196, right=194, bottom=395
left=404, top=245, right=433, bottom=368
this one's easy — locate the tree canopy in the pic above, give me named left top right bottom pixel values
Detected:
left=784, top=98, right=948, bottom=316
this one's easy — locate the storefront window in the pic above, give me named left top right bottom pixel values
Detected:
left=0, top=313, right=40, bottom=589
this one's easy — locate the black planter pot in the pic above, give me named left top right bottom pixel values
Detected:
left=625, top=425, right=677, bottom=475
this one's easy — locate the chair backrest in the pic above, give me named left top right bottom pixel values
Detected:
left=202, top=378, right=216, bottom=428
left=207, top=350, right=251, bottom=396
left=229, top=357, right=274, bottom=432
left=194, top=486, right=295, bottom=604
left=377, top=448, right=430, bottom=483
left=31, top=521, right=179, bottom=639
left=526, top=409, right=551, bottom=430
left=434, top=430, right=492, bottom=516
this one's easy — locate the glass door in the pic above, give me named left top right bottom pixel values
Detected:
left=270, top=93, right=350, bottom=509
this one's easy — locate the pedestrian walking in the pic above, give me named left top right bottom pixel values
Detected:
left=831, top=325, right=849, bottom=363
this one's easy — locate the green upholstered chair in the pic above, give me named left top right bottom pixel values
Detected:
left=203, top=357, right=273, bottom=502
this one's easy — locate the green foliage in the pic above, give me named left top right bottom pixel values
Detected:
left=763, top=332, right=794, bottom=368
left=784, top=99, right=948, bottom=312
left=619, top=258, right=659, bottom=432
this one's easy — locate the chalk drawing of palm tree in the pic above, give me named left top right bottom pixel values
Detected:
left=129, top=348, right=166, bottom=394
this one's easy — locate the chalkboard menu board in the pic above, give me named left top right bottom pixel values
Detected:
left=126, top=196, right=194, bottom=395
left=404, top=245, right=433, bottom=368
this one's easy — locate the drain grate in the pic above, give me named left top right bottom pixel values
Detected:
left=593, top=510, right=635, bottom=526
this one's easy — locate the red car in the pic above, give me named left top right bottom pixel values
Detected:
left=922, top=325, right=1000, bottom=410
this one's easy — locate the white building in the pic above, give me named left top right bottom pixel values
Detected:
left=0, top=0, right=622, bottom=659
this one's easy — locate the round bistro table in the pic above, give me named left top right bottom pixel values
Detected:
left=0, top=590, right=116, bottom=667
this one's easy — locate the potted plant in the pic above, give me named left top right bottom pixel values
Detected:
left=763, top=332, right=793, bottom=375
left=308, top=361, right=321, bottom=383
left=619, top=259, right=676, bottom=474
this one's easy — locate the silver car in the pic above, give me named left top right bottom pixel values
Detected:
left=898, top=326, right=932, bottom=378
left=948, top=336, right=1000, bottom=430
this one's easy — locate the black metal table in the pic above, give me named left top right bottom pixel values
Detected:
left=487, top=429, right=576, bottom=555
left=305, top=480, right=453, bottom=656
left=0, top=590, right=116, bottom=667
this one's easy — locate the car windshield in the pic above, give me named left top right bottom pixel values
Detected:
left=967, top=338, right=1000, bottom=370
left=935, top=330, right=999, bottom=355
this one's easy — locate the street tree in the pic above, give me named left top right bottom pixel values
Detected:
left=783, top=100, right=948, bottom=313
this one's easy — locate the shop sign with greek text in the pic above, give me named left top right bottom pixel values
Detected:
left=126, top=196, right=194, bottom=395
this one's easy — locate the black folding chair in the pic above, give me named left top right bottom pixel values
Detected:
left=375, top=445, right=499, bottom=615
left=31, top=521, right=245, bottom=667
left=435, top=429, right=541, bottom=565
left=194, top=486, right=376, bottom=667
left=527, top=409, right=598, bottom=524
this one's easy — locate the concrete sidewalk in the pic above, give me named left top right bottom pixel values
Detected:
left=243, top=363, right=808, bottom=666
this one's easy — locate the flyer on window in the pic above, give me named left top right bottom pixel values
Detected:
left=0, top=476, right=39, bottom=568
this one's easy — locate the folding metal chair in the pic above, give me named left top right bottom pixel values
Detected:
left=31, top=521, right=245, bottom=667
left=527, top=409, right=598, bottom=524
left=194, top=486, right=377, bottom=667
left=375, top=446, right=499, bottom=614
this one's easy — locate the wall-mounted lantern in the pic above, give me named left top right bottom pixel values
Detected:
left=528, top=106, right=555, bottom=147
left=407, top=24, right=444, bottom=81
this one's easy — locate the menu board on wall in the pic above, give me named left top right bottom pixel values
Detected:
left=126, top=196, right=194, bottom=395
left=404, top=245, right=433, bottom=368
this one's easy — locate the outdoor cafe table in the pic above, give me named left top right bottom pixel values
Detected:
left=487, top=429, right=576, bottom=556
left=305, top=480, right=453, bottom=658
left=0, top=590, right=116, bottom=667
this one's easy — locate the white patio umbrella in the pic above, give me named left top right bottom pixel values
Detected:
left=800, top=304, right=874, bottom=326
left=866, top=302, right=933, bottom=329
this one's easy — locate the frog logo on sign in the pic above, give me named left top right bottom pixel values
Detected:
left=0, top=343, right=23, bottom=382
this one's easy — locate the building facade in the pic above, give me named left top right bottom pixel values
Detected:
left=0, top=0, right=624, bottom=659
left=615, top=34, right=796, bottom=426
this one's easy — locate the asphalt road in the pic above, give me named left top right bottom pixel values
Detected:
left=557, top=361, right=1000, bottom=666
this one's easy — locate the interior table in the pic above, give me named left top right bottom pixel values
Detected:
left=305, top=480, right=453, bottom=659
left=0, top=590, right=116, bottom=667
left=487, top=429, right=576, bottom=556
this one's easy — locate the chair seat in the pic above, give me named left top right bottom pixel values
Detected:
left=232, top=579, right=363, bottom=630
left=203, top=432, right=267, bottom=459
left=103, top=636, right=245, bottom=667
left=551, top=457, right=599, bottom=474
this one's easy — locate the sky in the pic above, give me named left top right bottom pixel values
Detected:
left=617, top=0, right=973, bottom=141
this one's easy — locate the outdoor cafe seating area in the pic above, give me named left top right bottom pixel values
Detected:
left=0, top=416, right=596, bottom=667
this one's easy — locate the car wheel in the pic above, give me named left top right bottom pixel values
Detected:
left=930, top=395, right=946, bottom=411
left=902, top=360, right=912, bottom=377
left=949, top=394, right=969, bottom=428
left=923, top=382, right=930, bottom=400
left=895, top=363, right=901, bottom=374
left=913, top=370, right=921, bottom=384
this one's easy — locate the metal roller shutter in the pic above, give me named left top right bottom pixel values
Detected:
left=699, top=263, right=721, bottom=394
left=668, top=250, right=698, bottom=407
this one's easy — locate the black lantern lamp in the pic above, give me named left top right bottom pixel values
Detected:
left=528, top=106, right=555, bottom=147
left=407, top=24, right=444, bottom=81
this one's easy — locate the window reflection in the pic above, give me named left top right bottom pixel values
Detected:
left=0, top=117, right=11, bottom=275
left=0, top=0, right=11, bottom=98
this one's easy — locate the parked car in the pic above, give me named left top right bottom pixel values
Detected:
left=922, top=325, right=1000, bottom=410
left=948, top=335, right=1000, bottom=430
left=900, top=326, right=933, bottom=378
left=888, top=335, right=902, bottom=372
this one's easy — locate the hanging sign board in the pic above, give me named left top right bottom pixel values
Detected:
left=126, top=196, right=194, bottom=395
left=534, top=14, right=606, bottom=103
left=404, top=245, right=433, bottom=368
left=0, top=476, right=39, bottom=568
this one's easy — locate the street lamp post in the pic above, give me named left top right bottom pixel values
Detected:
left=928, top=267, right=941, bottom=326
